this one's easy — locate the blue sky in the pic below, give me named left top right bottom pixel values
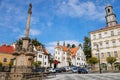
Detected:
left=0, top=0, right=120, bottom=54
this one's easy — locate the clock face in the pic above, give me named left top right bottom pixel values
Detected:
left=110, top=16, right=113, bottom=20
left=107, top=16, right=113, bottom=21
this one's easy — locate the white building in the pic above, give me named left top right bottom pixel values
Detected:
left=34, top=46, right=49, bottom=67
left=54, top=42, right=86, bottom=68
left=90, top=4, right=120, bottom=70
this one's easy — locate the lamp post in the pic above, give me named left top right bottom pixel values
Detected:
left=96, top=44, right=102, bottom=74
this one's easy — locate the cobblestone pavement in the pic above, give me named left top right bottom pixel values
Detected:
left=45, top=73, right=120, bottom=80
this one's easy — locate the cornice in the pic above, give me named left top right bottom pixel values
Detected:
left=90, top=24, right=120, bottom=34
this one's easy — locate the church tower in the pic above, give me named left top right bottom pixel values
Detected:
left=105, top=4, right=117, bottom=27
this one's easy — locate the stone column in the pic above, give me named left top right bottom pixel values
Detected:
left=25, top=3, right=32, bottom=38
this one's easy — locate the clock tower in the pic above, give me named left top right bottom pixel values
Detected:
left=105, top=4, right=117, bottom=27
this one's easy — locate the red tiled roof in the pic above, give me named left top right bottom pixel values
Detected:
left=62, top=46, right=69, bottom=52
left=43, top=48, right=48, bottom=55
left=0, top=44, right=15, bottom=54
left=55, top=45, right=61, bottom=49
left=70, top=47, right=79, bottom=57
left=55, top=44, right=80, bottom=57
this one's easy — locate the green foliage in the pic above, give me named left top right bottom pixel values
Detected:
left=48, top=54, right=53, bottom=67
left=33, top=61, right=41, bottom=67
left=106, top=57, right=117, bottom=65
left=87, top=57, right=98, bottom=70
left=9, top=61, right=13, bottom=67
left=16, top=38, right=44, bottom=47
left=87, top=57, right=98, bottom=65
left=106, top=57, right=117, bottom=70
left=83, top=36, right=91, bottom=60
left=0, top=62, right=2, bottom=67
left=31, top=38, right=42, bottom=46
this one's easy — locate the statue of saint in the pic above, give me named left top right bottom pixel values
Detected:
left=28, top=3, right=32, bottom=14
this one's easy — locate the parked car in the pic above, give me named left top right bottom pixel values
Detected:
left=32, top=67, right=45, bottom=73
left=60, top=67, right=66, bottom=72
left=71, top=67, right=78, bottom=73
left=78, top=68, right=88, bottom=74
left=54, top=68, right=62, bottom=73
left=47, top=68, right=56, bottom=73
left=64, top=66, right=71, bottom=72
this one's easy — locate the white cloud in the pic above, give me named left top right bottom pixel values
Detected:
left=56, top=0, right=105, bottom=21
left=46, top=40, right=81, bottom=55
left=30, top=29, right=41, bottom=36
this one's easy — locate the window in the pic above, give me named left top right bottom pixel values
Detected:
left=63, top=57, right=65, bottom=60
left=79, top=63, right=81, bottom=66
left=108, top=9, right=110, bottom=13
left=93, top=35, right=96, bottom=39
left=3, top=58, right=7, bottom=62
left=39, top=55, right=42, bottom=58
left=45, top=56, right=47, bottom=59
left=77, top=58, right=80, bottom=60
left=112, top=40, right=116, bottom=47
left=95, top=53, right=98, bottom=58
left=99, top=34, right=102, bottom=38
left=104, top=32, right=107, bottom=34
left=106, top=41, right=109, bottom=48
left=118, top=30, right=120, bottom=35
left=44, top=62, right=46, bottom=65
left=101, top=53, right=104, bottom=59
left=111, top=31, right=114, bottom=36
left=58, top=57, right=60, bottom=60
left=114, top=51, right=118, bottom=58
left=107, top=52, right=111, bottom=57
left=99, top=42, right=102, bottom=48
left=58, top=52, right=60, bottom=55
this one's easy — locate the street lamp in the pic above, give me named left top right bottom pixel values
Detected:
left=96, top=44, right=102, bottom=74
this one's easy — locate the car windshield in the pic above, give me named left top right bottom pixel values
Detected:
left=73, top=67, right=77, bottom=70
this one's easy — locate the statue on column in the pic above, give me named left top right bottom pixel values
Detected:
left=28, top=3, right=32, bottom=14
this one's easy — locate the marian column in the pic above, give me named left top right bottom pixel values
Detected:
left=25, top=3, right=32, bottom=38
left=22, top=3, right=32, bottom=50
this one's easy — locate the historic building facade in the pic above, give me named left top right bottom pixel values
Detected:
left=54, top=42, right=86, bottom=68
left=34, top=46, right=49, bottom=67
left=0, top=44, right=15, bottom=66
left=90, top=4, right=120, bottom=70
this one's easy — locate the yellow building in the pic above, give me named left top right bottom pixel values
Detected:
left=0, top=44, right=15, bottom=66
left=90, top=4, right=120, bottom=71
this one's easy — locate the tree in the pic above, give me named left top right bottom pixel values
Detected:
left=9, top=61, right=13, bottom=67
left=83, top=36, right=91, bottom=60
left=49, top=58, right=53, bottom=67
left=33, top=61, right=41, bottom=68
left=16, top=38, right=44, bottom=47
left=87, top=57, right=98, bottom=70
left=106, top=57, right=117, bottom=70
left=48, top=54, right=53, bottom=67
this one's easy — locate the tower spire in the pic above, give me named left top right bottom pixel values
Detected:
left=105, top=4, right=117, bottom=27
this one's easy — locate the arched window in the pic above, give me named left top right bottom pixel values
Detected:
left=108, top=9, right=110, bottom=13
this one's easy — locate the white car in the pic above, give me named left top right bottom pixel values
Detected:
left=64, top=66, right=71, bottom=71
left=48, top=68, right=56, bottom=73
